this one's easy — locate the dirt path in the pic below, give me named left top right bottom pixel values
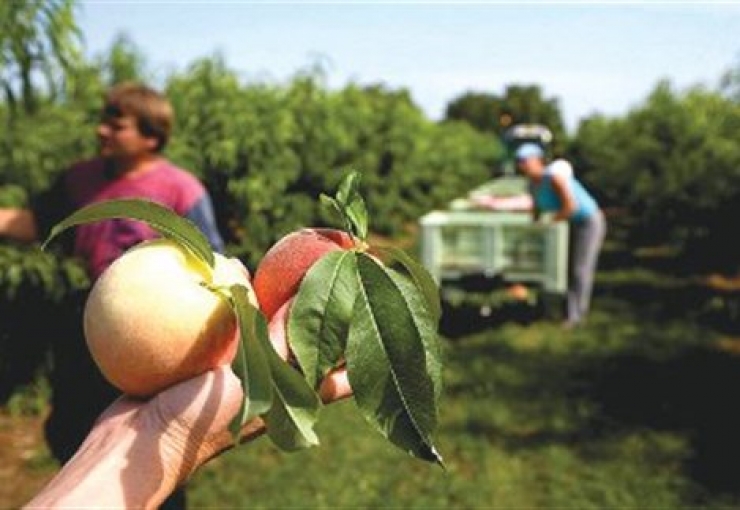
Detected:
left=0, top=411, right=57, bottom=508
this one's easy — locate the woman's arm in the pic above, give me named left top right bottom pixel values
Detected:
left=550, top=173, right=577, bottom=222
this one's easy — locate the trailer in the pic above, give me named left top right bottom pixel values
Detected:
left=418, top=124, right=569, bottom=316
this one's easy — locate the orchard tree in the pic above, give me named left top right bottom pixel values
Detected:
left=718, top=53, right=740, bottom=103
left=97, top=32, right=149, bottom=87
left=0, top=0, right=82, bottom=116
left=443, top=91, right=501, bottom=134
left=444, top=84, right=568, bottom=151
left=572, top=80, right=740, bottom=272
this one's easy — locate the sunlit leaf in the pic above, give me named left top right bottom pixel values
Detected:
left=289, top=250, right=358, bottom=388
left=321, top=171, right=368, bottom=241
left=375, top=246, right=441, bottom=323
left=346, top=253, right=444, bottom=465
left=41, top=198, right=215, bottom=267
left=228, top=284, right=273, bottom=438
left=345, top=194, right=368, bottom=241
left=260, top=326, right=322, bottom=451
left=337, top=171, right=368, bottom=241
left=319, top=194, right=352, bottom=235
left=335, top=171, right=359, bottom=204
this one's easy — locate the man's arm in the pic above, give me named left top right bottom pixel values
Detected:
left=0, top=208, right=39, bottom=243
left=185, top=194, right=225, bottom=253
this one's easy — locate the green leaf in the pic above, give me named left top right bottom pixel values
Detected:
left=321, top=171, right=368, bottom=242
left=228, top=284, right=273, bottom=438
left=259, top=326, right=322, bottom=451
left=346, top=253, right=444, bottom=465
left=289, top=250, right=359, bottom=388
left=338, top=171, right=368, bottom=241
left=375, top=246, right=442, bottom=323
left=345, top=194, right=368, bottom=241
left=319, top=194, right=350, bottom=234
left=41, top=198, right=215, bottom=267
left=335, top=170, right=360, bottom=205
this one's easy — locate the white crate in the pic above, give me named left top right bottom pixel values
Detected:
left=419, top=209, right=569, bottom=294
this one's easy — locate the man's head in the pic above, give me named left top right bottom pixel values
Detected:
left=97, top=82, right=173, bottom=160
left=514, top=142, right=546, bottom=178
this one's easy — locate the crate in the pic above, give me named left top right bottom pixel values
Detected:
left=419, top=210, right=569, bottom=294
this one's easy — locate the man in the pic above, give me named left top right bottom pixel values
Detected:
left=515, top=142, right=606, bottom=328
left=0, top=82, right=224, bottom=509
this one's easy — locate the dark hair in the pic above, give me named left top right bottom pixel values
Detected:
left=103, top=82, right=173, bottom=152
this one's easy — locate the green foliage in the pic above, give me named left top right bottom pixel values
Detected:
left=377, top=245, right=442, bottom=322
left=165, top=59, right=501, bottom=267
left=184, top=279, right=734, bottom=508
left=0, top=44, right=499, bottom=397
left=444, top=84, right=568, bottom=153
left=290, top=247, right=444, bottom=464
left=0, top=244, right=88, bottom=402
left=0, top=244, right=88, bottom=302
left=4, top=372, right=50, bottom=417
left=571, top=80, right=740, bottom=272
left=0, top=184, right=28, bottom=207
left=96, top=32, right=149, bottom=87
left=228, top=284, right=273, bottom=429
left=0, top=0, right=82, bottom=116
left=0, top=105, right=96, bottom=193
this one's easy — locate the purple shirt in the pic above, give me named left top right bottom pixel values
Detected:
left=36, top=157, right=224, bottom=280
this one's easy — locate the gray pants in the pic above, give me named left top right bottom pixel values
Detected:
left=567, top=210, right=606, bottom=324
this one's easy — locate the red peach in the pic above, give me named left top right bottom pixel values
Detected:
left=253, top=228, right=355, bottom=320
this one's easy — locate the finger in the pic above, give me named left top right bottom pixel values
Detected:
left=267, top=298, right=292, bottom=360
left=154, top=365, right=243, bottom=435
left=159, top=366, right=245, bottom=479
left=319, top=367, right=352, bottom=403
left=94, top=396, right=142, bottom=426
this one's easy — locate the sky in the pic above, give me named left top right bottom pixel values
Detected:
left=76, top=1, right=740, bottom=132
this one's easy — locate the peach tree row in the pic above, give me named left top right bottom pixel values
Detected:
left=0, top=57, right=500, bottom=397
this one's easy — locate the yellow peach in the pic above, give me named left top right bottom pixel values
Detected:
left=83, top=238, right=255, bottom=397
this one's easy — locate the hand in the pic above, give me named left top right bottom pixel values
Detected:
left=533, top=215, right=551, bottom=227
left=130, top=362, right=352, bottom=486
left=26, top=364, right=351, bottom=509
left=535, top=213, right=564, bottom=226
left=180, top=364, right=352, bottom=475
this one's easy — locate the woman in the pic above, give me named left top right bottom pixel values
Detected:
left=515, top=142, right=606, bottom=328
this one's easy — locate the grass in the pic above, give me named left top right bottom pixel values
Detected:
left=4, top=256, right=740, bottom=508
left=183, top=269, right=740, bottom=508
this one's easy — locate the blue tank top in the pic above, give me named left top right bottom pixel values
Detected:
left=531, top=165, right=598, bottom=223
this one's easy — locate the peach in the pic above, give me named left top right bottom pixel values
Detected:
left=506, top=283, right=530, bottom=301
left=83, top=238, right=256, bottom=397
left=253, top=228, right=356, bottom=320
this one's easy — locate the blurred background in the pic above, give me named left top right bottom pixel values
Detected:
left=3, top=1, right=740, bottom=507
